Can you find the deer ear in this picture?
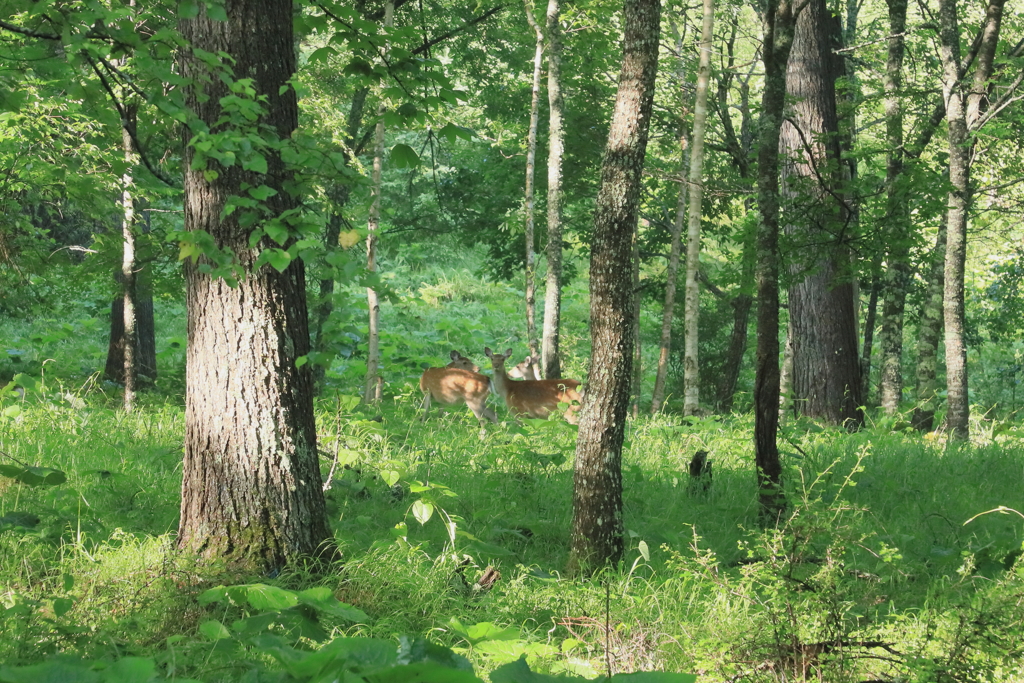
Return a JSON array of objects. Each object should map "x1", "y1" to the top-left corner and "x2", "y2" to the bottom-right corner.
[
  {"x1": 504, "y1": 348, "x2": 513, "y2": 358},
  {"x1": 484, "y1": 347, "x2": 492, "y2": 357},
  {"x1": 450, "y1": 350, "x2": 460, "y2": 360}
]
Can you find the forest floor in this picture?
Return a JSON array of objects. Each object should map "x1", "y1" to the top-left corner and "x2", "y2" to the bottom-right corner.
[{"x1": 1, "y1": 380, "x2": 1023, "y2": 681}]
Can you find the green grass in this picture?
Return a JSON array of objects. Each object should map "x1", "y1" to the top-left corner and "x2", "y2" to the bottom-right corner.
[{"x1": 2, "y1": 255, "x2": 1023, "y2": 681}]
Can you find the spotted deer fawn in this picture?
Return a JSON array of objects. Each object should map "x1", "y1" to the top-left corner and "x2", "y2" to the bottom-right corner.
[
  {"x1": 419, "y1": 350, "x2": 497, "y2": 427},
  {"x1": 484, "y1": 347, "x2": 582, "y2": 422}
]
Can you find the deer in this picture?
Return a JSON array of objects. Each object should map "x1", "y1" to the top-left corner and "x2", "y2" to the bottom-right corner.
[
  {"x1": 506, "y1": 354, "x2": 542, "y2": 381},
  {"x1": 484, "y1": 347, "x2": 582, "y2": 423},
  {"x1": 419, "y1": 350, "x2": 497, "y2": 428}
]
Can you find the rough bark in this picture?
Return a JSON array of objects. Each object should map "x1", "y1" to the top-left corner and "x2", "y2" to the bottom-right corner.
[
  {"x1": 364, "y1": 0, "x2": 394, "y2": 405},
  {"x1": 570, "y1": 0, "x2": 660, "y2": 572},
  {"x1": 541, "y1": 0, "x2": 565, "y2": 379},
  {"x1": 911, "y1": 215, "x2": 947, "y2": 431},
  {"x1": 937, "y1": 0, "x2": 1005, "y2": 440},
  {"x1": 859, "y1": 264, "x2": 880, "y2": 405},
  {"x1": 105, "y1": 276, "x2": 156, "y2": 384},
  {"x1": 120, "y1": 104, "x2": 138, "y2": 412},
  {"x1": 631, "y1": 230, "x2": 642, "y2": 417},
  {"x1": 877, "y1": 0, "x2": 909, "y2": 415},
  {"x1": 682, "y1": 0, "x2": 714, "y2": 417},
  {"x1": 753, "y1": 0, "x2": 799, "y2": 522},
  {"x1": 778, "y1": 319, "x2": 794, "y2": 417},
  {"x1": 524, "y1": 1, "x2": 544, "y2": 360},
  {"x1": 177, "y1": 0, "x2": 333, "y2": 571},
  {"x1": 781, "y1": 0, "x2": 863, "y2": 428}
]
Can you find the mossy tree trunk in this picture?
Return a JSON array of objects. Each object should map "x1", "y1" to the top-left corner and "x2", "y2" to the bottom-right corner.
[
  {"x1": 177, "y1": 0, "x2": 333, "y2": 572},
  {"x1": 570, "y1": 0, "x2": 660, "y2": 572},
  {"x1": 781, "y1": 0, "x2": 862, "y2": 428},
  {"x1": 541, "y1": 0, "x2": 565, "y2": 380},
  {"x1": 753, "y1": 0, "x2": 799, "y2": 523}
]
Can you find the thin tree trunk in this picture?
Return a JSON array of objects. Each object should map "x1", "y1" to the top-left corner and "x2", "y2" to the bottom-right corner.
[
  {"x1": 120, "y1": 104, "x2": 138, "y2": 412},
  {"x1": 177, "y1": 0, "x2": 332, "y2": 571},
  {"x1": 877, "y1": 0, "x2": 909, "y2": 416},
  {"x1": 631, "y1": 229, "x2": 642, "y2": 417},
  {"x1": 753, "y1": 0, "x2": 799, "y2": 523},
  {"x1": 541, "y1": 0, "x2": 565, "y2": 379},
  {"x1": 682, "y1": 0, "x2": 714, "y2": 417},
  {"x1": 524, "y1": 1, "x2": 544, "y2": 360},
  {"x1": 364, "y1": 0, "x2": 394, "y2": 405},
  {"x1": 650, "y1": 150, "x2": 685, "y2": 413},
  {"x1": 860, "y1": 265, "x2": 880, "y2": 405},
  {"x1": 570, "y1": 0, "x2": 660, "y2": 573},
  {"x1": 778, "y1": 318, "x2": 794, "y2": 418},
  {"x1": 911, "y1": 214, "x2": 947, "y2": 431},
  {"x1": 937, "y1": 0, "x2": 1005, "y2": 440},
  {"x1": 713, "y1": 27, "x2": 757, "y2": 412},
  {"x1": 650, "y1": 19, "x2": 688, "y2": 414},
  {"x1": 314, "y1": 86, "x2": 368, "y2": 388}
]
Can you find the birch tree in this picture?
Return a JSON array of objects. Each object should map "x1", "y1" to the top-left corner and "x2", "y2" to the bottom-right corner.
[{"x1": 364, "y1": 0, "x2": 395, "y2": 405}]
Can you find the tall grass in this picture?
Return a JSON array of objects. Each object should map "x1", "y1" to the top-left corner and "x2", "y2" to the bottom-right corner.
[{"x1": 1, "y1": 252, "x2": 1023, "y2": 680}]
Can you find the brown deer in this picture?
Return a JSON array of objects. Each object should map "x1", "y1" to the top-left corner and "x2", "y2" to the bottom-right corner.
[
  {"x1": 506, "y1": 354, "x2": 542, "y2": 381},
  {"x1": 419, "y1": 350, "x2": 497, "y2": 427},
  {"x1": 484, "y1": 347, "x2": 582, "y2": 422}
]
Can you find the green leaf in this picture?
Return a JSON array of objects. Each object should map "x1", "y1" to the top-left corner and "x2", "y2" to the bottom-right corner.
[
  {"x1": 307, "y1": 46, "x2": 338, "y2": 64},
  {"x1": 295, "y1": 587, "x2": 369, "y2": 623},
  {"x1": 52, "y1": 597, "x2": 73, "y2": 618},
  {"x1": 0, "y1": 465, "x2": 66, "y2": 487},
  {"x1": 180, "y1": 1, "x2": 200, "y2": 18},
  {"x1": 243, "y1": 584, "x2": 298, "y2": 611},
  {"x1": 371, "y1": 663, "x2": 482, "y2": 683},
  {"x1": 611, "y1": 673, "x2": 698, "y2": 683},
  {"x1": 265, "y1": 249, "x2": 293, "y2": 272},
  {"x1": 638, "y1": 540, "x2": 650, "y2": 561},
  {"x1": 243, "y1": 154, "x2": 268, "y2": 174},
  {"x1": 248, "y1": 184, "x2": 277, "y2": 200},
  {"x1": 390, "y1": 144, "x2": 419, "y2": 169},
  {"x1": 199, "y1": 620, "x2": 233, "y2": 641},
  {"x1": 206, "y1": 2, "x2": 228, "y2": 21},
  {"x1": 0, "y1": 660, "x2": 101, "y2": 683},
  {"x1": 412, "y1": 500, "x2": 434, "y2": 525},
  {"x1": 100, "y1": 657, "x2": 158, "y2": 683}
]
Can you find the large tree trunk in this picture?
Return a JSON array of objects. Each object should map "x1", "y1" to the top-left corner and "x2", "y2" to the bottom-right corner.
[
  {"x1": 781, "y1": 0, "x2": 862, "y2": 428},
  {"x1": 753, "y1": 0, "x2": 799, "y2": 522},
  {"x1": 877, "y1": 0, "x2": 910, "y2": 416},
  {"x1": 541, "y1": 0, "x2": 565, "y2": 380},
  {"x1": 177, "y1": 0, "x2": 332, "y2": 571},
  {"x1": 364, "y1": 1, "x2": 394, "y2": 406},
  {"x1": 569, "y1": 0, "x2": 660, "y2": 572},
  {"x1": 524, "y1": 1, "x2": 544, "y2": 361},
  {"x1": 681, "y1": 0, "x2": 714, "y2": 417},
  {"x1": 911, "y1": 215, "x2": 947, "y2": 431}
]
